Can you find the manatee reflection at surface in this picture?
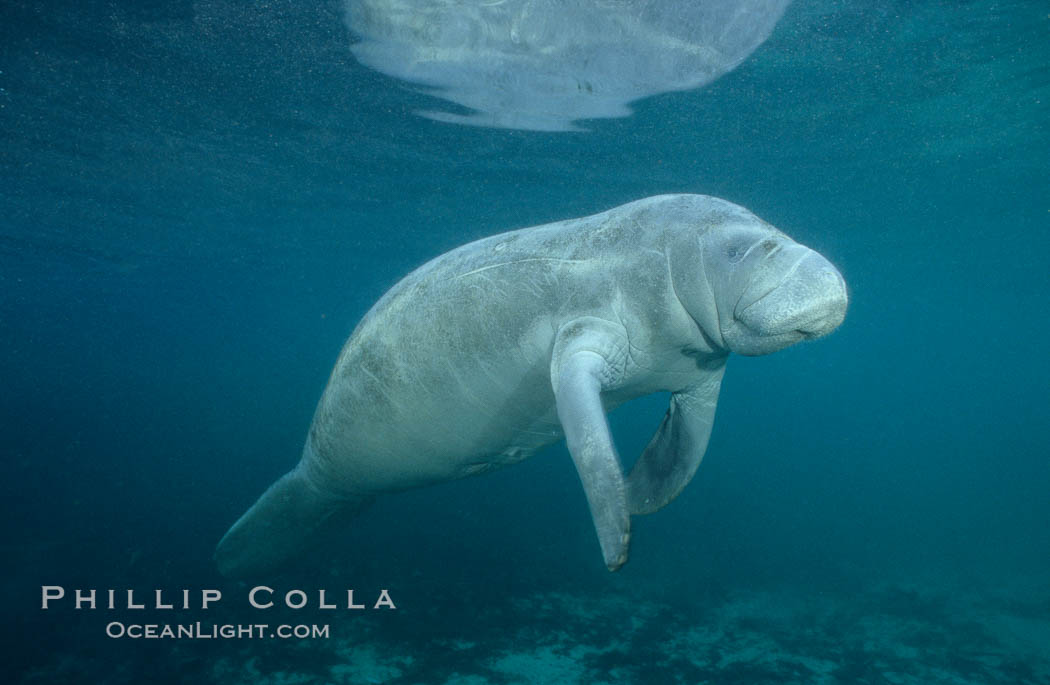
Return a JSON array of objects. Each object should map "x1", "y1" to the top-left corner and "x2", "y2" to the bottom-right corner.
[{"x1": 345, "y1": 0, "x2": 792, "y2": 131}]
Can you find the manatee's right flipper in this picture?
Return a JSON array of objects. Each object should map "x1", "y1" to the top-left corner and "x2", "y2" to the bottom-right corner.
[
  {"x1": 551, "y1": 317, "x2": 631, "y2": 571},
  {"x1": 626, "y1": 366, "x2": 726, "y2": 515},
  {"x1": 215, "y1": 468, "x2": 371, "y2": 579}
]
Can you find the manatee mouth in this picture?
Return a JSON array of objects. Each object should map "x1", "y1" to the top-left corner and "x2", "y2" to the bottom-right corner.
[
  {"x1": 738, "y1": 307, "x2": 844, "y2": 341},
  {"x1": 793, "y1": 314, "x2": 839, "y2": 339},
  {"x1": 723, "y1": 319, "x2": 806, "y2": 357}
]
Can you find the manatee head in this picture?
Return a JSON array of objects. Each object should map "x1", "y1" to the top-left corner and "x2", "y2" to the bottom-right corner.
[{"x1": 674, "y1": 218, "x2": 848, "y2": 356}]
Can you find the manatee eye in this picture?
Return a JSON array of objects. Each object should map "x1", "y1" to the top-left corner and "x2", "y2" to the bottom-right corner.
[{"x1": 725, "y1": 242, "x2": 750, "y2": 263}]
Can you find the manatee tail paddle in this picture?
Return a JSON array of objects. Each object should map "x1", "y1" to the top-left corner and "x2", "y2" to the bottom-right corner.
[{"x1": 214, "y1": 468, "x2": 370, "y2": 579}]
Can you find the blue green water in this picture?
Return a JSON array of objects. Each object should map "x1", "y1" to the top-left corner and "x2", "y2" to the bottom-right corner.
[{"x1": 2, "y1": 1, "x2": 1048, "y2": 683}]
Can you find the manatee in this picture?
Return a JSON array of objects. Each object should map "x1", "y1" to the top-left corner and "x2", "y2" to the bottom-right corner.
[{"x1": 215, "y1": 194, "x2": 848, "y2": 577}]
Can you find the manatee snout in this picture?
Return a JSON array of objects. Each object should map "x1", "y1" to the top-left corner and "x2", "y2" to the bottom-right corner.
[
  {"x1": 775, "y1": 250, "x2": 846, "y2": 336},
  {"x1": 733, "y1": 248, "x2": 847, "y2": 352}
]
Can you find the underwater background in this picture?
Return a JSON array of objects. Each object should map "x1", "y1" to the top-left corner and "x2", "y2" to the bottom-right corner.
[{"x1": 2, "y1": 1, "x2": 1048, "y2": 683}]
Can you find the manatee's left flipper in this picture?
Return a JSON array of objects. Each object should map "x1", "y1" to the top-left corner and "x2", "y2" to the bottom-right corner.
[
  {"x1": 626, "y1": 364, "x2": 726, "y2": 515},
  {"x1": 551, "y1": 317, "x2": 631, "y2": 571}
]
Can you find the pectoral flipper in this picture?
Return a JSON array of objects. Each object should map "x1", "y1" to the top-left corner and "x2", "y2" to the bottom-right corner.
[
  {"x1": 551, "y1": 317, "x2": 631, "y2": 571},
  {"x1": 626, "y1": 367, "x2": 725, "y2": 515}
]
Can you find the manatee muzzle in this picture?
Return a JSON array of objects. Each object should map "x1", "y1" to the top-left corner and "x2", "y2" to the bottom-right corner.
[{"x1": 735, "y1": 249, "x2": 847, "y2": 339}]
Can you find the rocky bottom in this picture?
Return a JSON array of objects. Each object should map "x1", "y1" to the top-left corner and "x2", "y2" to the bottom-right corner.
[{"x1": 18, "y1": 581, "x2": 1050, "y2": 684}]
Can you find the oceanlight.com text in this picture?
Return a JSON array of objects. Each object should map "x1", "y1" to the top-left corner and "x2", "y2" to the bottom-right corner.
[{"x1": 105, "y1": 622, "x2": 330, "y2": 639}]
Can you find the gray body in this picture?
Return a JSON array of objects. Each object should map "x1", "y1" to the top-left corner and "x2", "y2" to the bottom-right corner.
[{"x1": 216, "y1": 195, "x2": 848, "y2": 577}]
